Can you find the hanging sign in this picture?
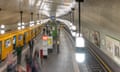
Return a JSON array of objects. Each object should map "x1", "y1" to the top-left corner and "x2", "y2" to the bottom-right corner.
[
  {"x1": 42, "y1": 35, "x2": 48, "y2": 40},
  {"x1": 47, "y1": 36, "x2": 53, "y2": 49}
]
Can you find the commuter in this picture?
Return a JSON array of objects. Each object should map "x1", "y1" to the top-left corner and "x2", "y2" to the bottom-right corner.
[
  {"x1": 7, "y1": 63, "x2": 15, "y2": 72},
  {"x1": 25, "y1": 54, "x2": 31, "y2": 72},
  {"x1": 31, "y1": 39, "x2": 34, "y2": 49},
  {"x1": 16, "y1": 65, "x2": 23, "y2": 72},
  {"x1": 7, "y1": 52, "x2": 16, "y2": 72},
  {"x1": 16, "y1": 44, "x2": 23, "y2": 64},
  {"x1": 28, "y1": 40, "x2": 32, "y2": 49},
  {"x1": 57, "y1": 40, "x2": 60, "y2": 54},
  {"x1": 31, "y1": 56, "x2": 38, "y2": 72}
]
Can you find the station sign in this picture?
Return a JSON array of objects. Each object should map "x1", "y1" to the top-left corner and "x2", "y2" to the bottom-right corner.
[
  {"x1": 42, "y1": 35, "x2": 48, "y2": 41},
  {"x1": 47, "y1": 36, "x2": 53, "y2": 49},
  {"x1": 50, "y1": 16, "x2": 55, "y2": 20}
]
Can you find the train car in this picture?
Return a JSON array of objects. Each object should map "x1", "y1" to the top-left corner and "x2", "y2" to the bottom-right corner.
[
  {"x1": 0, "y1": 24, "x2": 42, "y2": 61},
  {"x1": 23, "y1": 28, "x2": 31, "y2": 45},
  {"x1": 0, "y1": 33, "x2": 14, "y2": 60}
]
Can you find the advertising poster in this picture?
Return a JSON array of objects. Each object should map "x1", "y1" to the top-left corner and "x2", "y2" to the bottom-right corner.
[
  {"x1": 90, "y1": 31, "x2": 100, "y2": 47},
  {"x1": 42, "y1": 40, "x2": 48, "y2": 56},
  {"x1": 47, "y1": 36, "x2": 53, "y2": 49},
  {"x1": 83, "y1": 28, "x2": 89, "y2": 40},
  {"x1": 105, "y1": 36, "x2": 113, "y2": 54},
  {"x1": 105, "y1": 36, "x2": 120, "y2": 57}
]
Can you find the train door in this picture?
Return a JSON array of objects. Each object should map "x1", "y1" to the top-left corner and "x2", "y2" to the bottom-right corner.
[
  {"x1": 23, "y1": 32, "x2": 26, "y2": 46},
  {"x1": 0, "y1": 41, "x2": 2, "y2": 60},
  {"x1": 13, "y1": 36, "x2": 16, "y2": 50}
]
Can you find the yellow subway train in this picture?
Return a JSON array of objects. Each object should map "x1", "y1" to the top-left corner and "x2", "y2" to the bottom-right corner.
[{"x1": 0, "y1": 24, "x2": 42, "y2": 61}]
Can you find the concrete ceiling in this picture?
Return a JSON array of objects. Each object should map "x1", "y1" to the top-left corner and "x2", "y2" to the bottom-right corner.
[
  {"x1": 0, "y1": 0, "x2": 74, "y2": 26},
  {"x1": 2, "y1": 0, "x2": 120, "y2": 39}
]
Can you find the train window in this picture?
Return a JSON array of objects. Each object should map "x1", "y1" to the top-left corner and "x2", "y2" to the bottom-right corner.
[
  {"x1": 5, "y1": 39, "x2": 11, "y2": 48},
  {"x1": 18, "y1": 35, "x2": 23, "y2": 41},
  {"x1": 13, "y1": 36, "x2": 16, "y2": 44},
  {"x1": 25, "y1": 32, "x2": 27, "y2": 36}
]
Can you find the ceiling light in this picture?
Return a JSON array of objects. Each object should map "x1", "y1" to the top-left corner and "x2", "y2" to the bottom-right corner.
[
  {"x1": 18, "y1": 27, "x2": 21, "y2": 30},
  {"x1": 1, "y1": 24, "x2": 5, "y2": 28},
  {"x1": 18, "y1": 22, "x2": 21, "y2": 26},
  {"x1": 29, "y1": 0, "x2": 35, "y2": 6},
  {"x1": 22, "y1": 22, "x2": 25, "y2": 25},
  {"x1": 72, "y1": 25, "x2": 76, "y2": 30},
  {"x1": 22, "y1": 26, "x2": 25, "y2": 29},
  {"x1": 0, "y1": 30, "x2": 5, "y2": 34},
  {"x1": 36, "y1": 0, "x2": 41, "y2": 6}
]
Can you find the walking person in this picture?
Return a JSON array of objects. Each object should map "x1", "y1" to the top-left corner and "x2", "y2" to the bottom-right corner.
[
  {"x1": 7, "y1": 52, "x2": 16, "y2": 72},
  {"x1": 16, "y1": 44, "x2": 23, "y2": 65},
  {"x1": 25, "y1": 53, "x2": 31, "y2": 72},
  {"x1": 29, "y1": 39, "x2": 34, "y2": 56}
]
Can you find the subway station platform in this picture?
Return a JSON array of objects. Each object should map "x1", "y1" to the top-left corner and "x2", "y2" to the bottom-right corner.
[
  {"x1": 0, "y1": 27, "x2": 119, "y2": 72},
  {"x1": 0, "y1": 28, "x2": 118, "y2": 72}
]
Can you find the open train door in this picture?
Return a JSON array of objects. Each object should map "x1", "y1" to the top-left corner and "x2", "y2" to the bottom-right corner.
[
  {"x1": 23, "y1": 32, "x2": 26, "y2": 46},
  {"x1": 13, "y1": 36, "x2": 16, "y2": 50}
]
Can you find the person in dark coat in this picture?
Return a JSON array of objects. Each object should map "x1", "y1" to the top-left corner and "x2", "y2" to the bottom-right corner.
[
  {"x1": 16, "y1": 44, "x2": 23, "y2": 64},
  {"x1": 29, "y1": 39, "x2": 34, "y2": 56},
  {"x1": 25, "y1": 54, "x2": 31, "y2": 72}
]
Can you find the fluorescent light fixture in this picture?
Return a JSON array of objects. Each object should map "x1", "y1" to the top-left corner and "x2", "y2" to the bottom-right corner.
[
  {"x1": 70, "y1": 1, "x2": 76, "y2": 8},
  {"x1": 76, "y1": 33, "x2": 79, "y2": 37},
  {"x1": 43, "y1": 5, "x2": 50, "y2": 11},
  {"x1": 0, "y1": 30, "x2": 5, "y2": 34},
  {"x1": 18, "y1": 22, "x2": 21, "y2": 26},
  {"x1": 36, "y1": 20, "x2": 39, "y2": 24},
  {"x1": 18, "y1": 27, "x2": 21, "y2": 30},
  {"x1": 32, "y1": 24, "x2": 34, "y2": 26},
  {"x1": 75, "y1": 35, "x2": 85, "y2": 47},
  {"x1": 72, "y1": 25, "x2": 76, "y2": 30},
  {"x1": 1, "y1": 24, "x2": 5, "y2": 28},
  {"x1": 71, "y1": 31, "x2": 76, "y2": 37},
  {"x1": 22, "y1": 22, "x2": 25, "y2": 25},
  {"x1": 36, "y1": 0, "x2": 41, "y2": 6},
  {"x1": 75, "y1": 53, "x2": 85, "y2": 63},
  {"x1": 29, "y1": 0, "x2": 35, "y2": 6},
  {"x1": 22, "y1": 26, "x2": 25, "y2": 29},
  {"x1": 40, "y1": 10, "x2": 50, "y2": 17}
]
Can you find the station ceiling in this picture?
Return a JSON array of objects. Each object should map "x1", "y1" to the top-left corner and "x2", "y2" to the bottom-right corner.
[
  {"x1": 0, "y1": 0, "x2": 74, "y2": 25},
  {"x1": 1, "y1": 0, "x2": 120, "y2": 39}
]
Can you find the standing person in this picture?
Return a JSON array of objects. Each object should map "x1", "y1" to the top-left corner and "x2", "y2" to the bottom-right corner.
[
  {"x1": 28, "y1": 40, "x2": 32, "y2": 57},
  {"x1": 25, "y1": 53, "x2": 31, "y2": 72},
  {"x1": 29, "y1": 39, "x2": 34, "y2": 56},
  {"x1": 31, "y1": 39, "x2": 34, "y2": 49},
  {"x1": 16, "y1": 44, "x2": 23, "y2": 65},
  {"x1": 7, "y1": 52, "x2": 15, "y2": 72}
]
